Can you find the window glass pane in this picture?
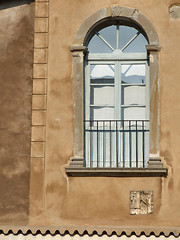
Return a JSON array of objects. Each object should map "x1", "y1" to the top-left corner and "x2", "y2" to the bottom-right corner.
[
  {"x1": 119, "y1": 26, "x2": 137, "y2": 50},
  {"x1": 98, "y1": 25, "x2": 116, "y2": 50},
  {"x1": 90, "y1": 64, "x2": 115, "y2": 79},
  {"x1": 88, "y1": 34, "x2": 112, "y2": 53},
  {"x1": 121, "y1": 107, "x2": 145, "y2": 120},
  {"x1": 119, "y1": 26, "x2": 148, "y2": 53},
  {"x1": 121, "y1": 64, "x2": 146, "y2": 84},
  {"x1": 90, "y1": 64, "x2": 115, "y2": 105},
  {"x1": 88, "y1": 25, "x2": 148, "y2": 53},
  {"x1": 121, "y1": 86, "x2": 145, "y2": 105},
  {"x1": 90, "y1": 86, "x2": 114, "y2": 105},
  {"x1": 90, "y1": 107, "x2": 114, "y2": 120},
  {"x1": 123, "y1": 33, "x2": 148, "y2": 53},
  {"x1": 88, "y1": 25, "x2": 116, "y2": 53}
]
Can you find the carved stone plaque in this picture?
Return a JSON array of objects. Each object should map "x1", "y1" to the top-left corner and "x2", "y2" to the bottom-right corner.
[
  {"x1": 130, "y1": 191, "x2": 153, "y2": 215},
  {"x1": 111, "y1": 6, "x2": 122, "y2": 17}
]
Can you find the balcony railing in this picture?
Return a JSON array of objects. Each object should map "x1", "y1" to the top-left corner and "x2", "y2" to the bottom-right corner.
[{"x1": 84, "y1": 120, "x2": 150, "y2": 168}]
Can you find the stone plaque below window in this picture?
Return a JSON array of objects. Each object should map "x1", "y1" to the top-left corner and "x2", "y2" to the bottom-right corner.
[{"x1": 130, "y1": 191, "x2": 153, "y2": 215}]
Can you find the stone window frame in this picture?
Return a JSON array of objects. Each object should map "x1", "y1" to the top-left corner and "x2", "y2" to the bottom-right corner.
[{"x1": 65, "y1": 5, "x2": 167, "y2": 177}]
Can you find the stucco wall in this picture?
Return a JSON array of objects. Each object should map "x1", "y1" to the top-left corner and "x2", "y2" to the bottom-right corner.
[
  {"x1": 0, "y1": 0, "x2": 34, "y2": 224},
  {"x1": 0, "y1": 0, "x2": 180, "y2": 234},
  {"x1": 28, "y1": 0, "x2": 180, "y2": 230}
]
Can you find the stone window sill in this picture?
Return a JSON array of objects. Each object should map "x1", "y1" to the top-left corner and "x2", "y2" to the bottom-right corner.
[
  {"x1": 65, "y1": 167, "x2": 168, "y2": 177},
  {"x1": 65, "y1": 158, "x2": 168, "y2": 177}
]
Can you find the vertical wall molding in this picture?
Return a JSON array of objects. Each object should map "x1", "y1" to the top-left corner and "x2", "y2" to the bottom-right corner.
[{"x1": 30, "y1": 0, "x2": 49, "y2": 219}]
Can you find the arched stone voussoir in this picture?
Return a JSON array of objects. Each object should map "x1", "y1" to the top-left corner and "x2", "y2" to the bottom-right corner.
[{"x1": 74, "y1": 5, "x2": 160, "y2": 47}]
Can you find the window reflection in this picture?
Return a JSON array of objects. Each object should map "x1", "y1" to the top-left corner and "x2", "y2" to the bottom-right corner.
[
  {"x1": 121, "y1": 64, "x2": 146, "y2": 84},
  {"x1": 88, "y1": 25, "x2": 148, "y2": 53},
  {"x1": 90, "y1": 64, "x2": 115, "y2": 120}
]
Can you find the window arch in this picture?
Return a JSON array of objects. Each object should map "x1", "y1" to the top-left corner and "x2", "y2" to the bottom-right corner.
[
  {"x1": 66, "y1": 6, "x2": 167, "y2": 176},
  {"x1": 87, "y1": 24, "x2": 148, "y2": 53}
]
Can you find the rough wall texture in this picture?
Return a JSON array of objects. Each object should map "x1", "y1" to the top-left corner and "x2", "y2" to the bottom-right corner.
[
  {"x1": 0, "y1": 0, "x2": 34, "y2": 224},
  {"x1": 31, "y1": 0, "x2": 180, "y2": 230},
  {"x1": 0, "y1": 0, "x2": 180, "y2": 234}
]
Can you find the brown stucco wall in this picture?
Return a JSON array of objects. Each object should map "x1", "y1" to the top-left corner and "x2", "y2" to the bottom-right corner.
[
  {"x1": 27, "y1": 0, "x2": 180, "y2": 230},
  {"x1": 1, "y1": 0, "x2": 180, "y2": 234},
  {"x1": 0, "y1": 0, "x2": 34, "y2": 224}
]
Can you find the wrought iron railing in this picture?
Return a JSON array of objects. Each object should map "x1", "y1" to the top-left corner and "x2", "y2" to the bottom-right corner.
[{"x1": 84, "y1": 120, "x2": 149, "y2": 168}]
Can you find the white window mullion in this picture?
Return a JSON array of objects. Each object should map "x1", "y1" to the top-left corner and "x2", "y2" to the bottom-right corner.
[
  {"x1": 85, "y1": 62, "x2": 90, "y2": 121},
  {"x1": 84, "y1": 61, "x2": 90, "y2": 167},
  {"x1": 114, "y1": 61, "x2": 120, "y2": 120},
  {"x1": 119, "y1": 62, "x2": 122, "y2": 120},
  {"x1": 116, "y1": 25, "x2": 119, "y2": 49},
  {"x1": 145, "y1": 61, "x2": 149, "y2": 121}
]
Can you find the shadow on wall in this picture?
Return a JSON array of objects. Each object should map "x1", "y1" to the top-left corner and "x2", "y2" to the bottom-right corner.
[
  {"x1": 0, "y1": 0, "x2": 34, "y2": 225},
  {"x1": 0, "y1": 0, "x2": 34, "y2": 10}
]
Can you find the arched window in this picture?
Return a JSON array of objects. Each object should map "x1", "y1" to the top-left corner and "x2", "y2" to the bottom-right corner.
[
  {"x1": 84, "y1": 24, "x2": 149, "y2": 168},
  {"x1": 66, "y1": 6, "x2": 167, "y2": 176}
]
